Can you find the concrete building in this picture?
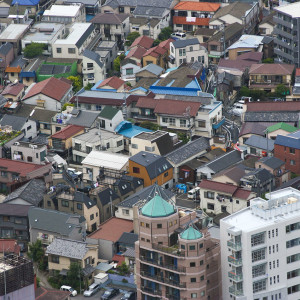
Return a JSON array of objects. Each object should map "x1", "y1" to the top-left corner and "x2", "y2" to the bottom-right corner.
[
  {"x1": 135, "y1": 194, "x2": 222, "y2": 300},
  {"x1": 11, "y1": 141, "x2": 47, "y2": 164},
  {"x1": 98, "y1": 106, "x2": 124, "y2": 132},
  {"x1": 220, "y1": 188, "x2": 300, "y2": 300}
]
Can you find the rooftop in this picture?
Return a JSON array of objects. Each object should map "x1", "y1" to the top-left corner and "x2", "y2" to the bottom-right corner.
[
  {"x1": 266, "y1": 122, "x2": 297, "y2": 133},
  {"x1": 172, "y1": 38, "x2": 200, "y2": 49},
  {"x1": 115, "y1": 121, "x2": 152, "y2": 138},
  {"x1": 274, "y1": 2, "x2": 300, "y2": 18},
  {"x1": 0, "y1": 24, "x2": 29, "y2": 40},
  {"x1": 74, "y1": 128, "x2": 120, "y2": 143},
  {"x1": 0, "y1": 203, "x2": 31, "y2": 216},
  {"x1": 227, "y1": 34, "x2": 265, "y2": 50},
  {"x1": 91, "y1": 13, "x2": 129, "y2": 25},
  {"x1": 275, "y1": 130, "x2": 300, "y2": 149},
  {"x1": 141, "y1": 195, "x2": 175, "y2": 218},
  {"x1": 130, "y1": 35, "x2": 154, "y2": 50},
  {"x1": 180, "y1": 226, "x2": 202, "y2": 240},
  {"x1": 96, "y1": 76, "x2": 125, "y2": 90},
  {"x1": 98, "y1": 106, "x2": 120, "y2": 120},
  {"x1": 51, "y1": 125, "x2": 84, "y2": 140},
  {"x1": 249, "y1": 63, "x2": 295, "y2": 75},
  {"x1": 258, "y1": 156, "x2": 284, "y2": 169},
  {"x1": 174, "y1": 1, "x2": 220, "y2": 11},
  {"x1": 2, "y1": 83, "x2": 25, "y2": 96},
  {"x1": 43, "y1": 5, "x2": 81, "y2": 17},
  {"x1": 244, "y1": 135, "x2": 274, "y2": 151}
]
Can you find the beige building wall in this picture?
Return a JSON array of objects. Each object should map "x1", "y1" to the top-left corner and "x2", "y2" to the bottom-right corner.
[{"x1": 228, "y1": 47, "x2": 255, "y2": 60}]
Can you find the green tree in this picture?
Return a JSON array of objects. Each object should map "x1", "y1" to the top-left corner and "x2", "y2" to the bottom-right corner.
[
  {"x1": 84, "y1": 82, "x2": 93, "y2": 90},
  {"x1": 262, "y1": 58, "x2": 274, "y2": 63},
  {"x1": 24, "y1": 43, "x2": 46, "y2": 58},
  {"x1": 66, "y1": 262, "x2": 82, "y2": 291},
  {"x1": 158, "y1": 27, "x2": 173, "y2": 41},
  {"x1": 28, "y1": 240, "x2": 44, "y2": 270},
  {"x1": 113, "y1": 53, "x2": 125, "y2": 72},
  {"x1": 117, "y1": 262, "x2": 130, "y2": 276},
  {"x1": 67, "y1": 75, "x2": 83, "y2": 93},
  {"x1": 240, "y1": 86, "x2": 250, "y2": 97},
  {"x1": 275, "y1": 84, "x2": 290, "y2": 96},
  {"x1": 139, "y1": 121, "x2": 160, "y2": 131},
  {"x1": 125, "y1": 32, "x2": 140, "y2": 46},
  {"x1": 153, "y1": 39, "x2": 160, "y2": 46}
]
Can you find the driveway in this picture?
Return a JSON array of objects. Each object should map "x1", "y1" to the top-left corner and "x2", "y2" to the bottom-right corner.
[{"x1": 176, "y1": 193, "x2": 200, "y2": 210}]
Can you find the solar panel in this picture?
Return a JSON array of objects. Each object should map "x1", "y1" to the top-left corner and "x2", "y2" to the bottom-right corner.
[
  {"x1": 53, "y1": 65, "x2": 65, "y2": 74},
  {"x1": 39, "y1": 64, "x2": 54, "y2": 75}
]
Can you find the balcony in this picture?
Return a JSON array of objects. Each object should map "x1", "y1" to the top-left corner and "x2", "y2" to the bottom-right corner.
[
  {"x1": 166, "y1": 293, "x2": 187, "y2": 300},
  {"x1": 141, "y1": 286, "x2": 162, "y2": 296},
  {"x1": 140, "y1": 271, "x2": 186, "y2": 288},
  {"x1": 212, "y1": 116, "x2": 225, "y2": 130},
  {"x1": 139, "y1": 256, "x2": 186, "y2": 273},
  {"x1": 227, "y1": 239, "x2": 242, "y2": 251},
  {"x1": 228, "y1": 255, "x2": 242, "y2": 266},
  {"x1": 133, "y1": 114, "x2": 157, "y2": 121},
  {"x1": 152, "y1": 243, "x2": 185, "y2": 257},
  {"x1": 228, "y1": 270, "x2": 243, "y2": 282},
  {"x1": 229, "y1": 285, "x2": 243, "y2": 296}
]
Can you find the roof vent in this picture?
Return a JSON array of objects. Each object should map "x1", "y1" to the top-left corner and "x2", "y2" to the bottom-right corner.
[
  {"x1": 142, "y1": 153, "x2": 146, "y2": 157},
  {"x1": 35, "y1": 219, "x2": 38, "y2": 222},
  {"x1": 89, "y1": 202, "x2": 92, "y2": 205}
]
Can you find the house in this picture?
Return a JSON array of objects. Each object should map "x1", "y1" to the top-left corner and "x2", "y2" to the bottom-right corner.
[
  {"x1": 194, "y1": 28, "x2": 216, "y2": 44},
  {"x1": 0, "y1": 203, "x2": 31, "y2": 250},
  {"x1": 266, "y1": 122, "x2": 298, "y2": 140},
  {"x1": 98, "y1": 106, "x2": 124, "y2": 132},
  {"x1": 129, "y1": 17, "x2": 162, "y2": 40},
  {"x1": 112, "y1": 175, "x2": 143, "y2": 201},
  {"x1": 28, "y1": 207, "x2": 86, "y2": 245},
  {"x1": 11, "y1": 142, "x2": 47, "y2": 164},
  {"x1": 72, "y1": 128, "x2": 124, "y2": 163},
  {"x1": 1, "y1": 82, "x2": 25, "y2": 101},
  {"x1": 82, "y1": 150, "x2": 129, "y2": 183},
  {"x1": 209, "y1": 1, "x2": 259, "y2": 34},
  {"x1": 0, "y1": 114, "x2": 37, "y2": 140},
  {"x1": 91, "y1": 13, "x2": 130, "y2": 47},
  {"x1": 87, "y1": 217, "x2": 133, "y2": 260},
  {"x1": 166, "y1": 137, "x2": 210, "y2": 182},
  {"x1": 244, "y1": 135, "x2": 275, "y2": 157},
  {"x1": 128, "y1": 151, "x2": 173, "y2": 188},
  {"x1": 92, "y1": 76, "x2": 127, "y2": 92},
  {"x1": 274, "y1": 130, "x2": 300, "y2": 174},
  {"x1": 48, "y1": 125, "x2": 84, "y2": 157},
  {"x1": 45, "y1": 190, "x2": 99, "y2": 232},
  {"x1": 5, "y1": 55, "x2": 27, "y2": 83},
  {"x1": 21, "y1": 22, "x2": 65, "y2": 56},
  {"x1": 212, "y1": 165, "x2": 246, "y2": 186},
  {"x1": 46, "y1": 237, "x2": 98, "y2": 277},
  {"x1": 259, "y1": 11, "x2": 275, "y2": 36},
  {"x1": 0, "y1": 125, "x2": 24, "y2": 159},
  {"x1": 11, "y1": 0, "x2": 43, "y2": 16},
  {"x1": 142, "y1": 44, "x2": 169, "y2": 69},
  {"x1": 82, "y1": 49, "x2": 105, "y2": 87},
  {"x1": 172, "y1": 1, "x2": 220, "y2": 33},
  {"x1": 22, "y1": 77, "x2": 73, "y2": 111},
  {"x1": 95, "y1": 40, "x2": 118, "y2": 73},
  {"x1": 8, "y1": 5, "x2": 32, "y2": 24},
  {"x1": 130, "y1": 35, "x2": 154, "y2": 50},
  {"x1": 199, "y1": 179, "x2": 255, "y2": 214},
  {"x1": 248, "y1": 63, "x2": 294, "y2": 93},
  {"x1": 4, "y1": 178, "x2": 45, "y2": 206},
  {"x1": 19, "y1": 57, "x2": 44, "y2": 87},
  {"x1": 42, "y1": 4, "x2": 86, "y2": 24},
  {"x1": 0, "y1": 239, "x2": 20, "y2": 257},
  {"x1": 0, "y1": 43, "x2": 14, "y2": 85},
  {"x1": 121, "y1": 58, "x2": 141, "y2": 82},
  {"x1": 0, "y1": 159, "x2": 52, "y2": 193},
  {"x1": 53, "y1": 23, "x2": 96, "y2": 59},
  {"x1": 117, "y1": 232, "x2": 138, "y2": 253},
  {"x1": 169, "y1": 38, "x2": 208, "y2": 68},
  {"x1": 135, "y1": 64, "x2": 164, "y2": 82}
]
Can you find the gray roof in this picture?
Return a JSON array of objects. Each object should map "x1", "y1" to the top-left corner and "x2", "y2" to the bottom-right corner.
[
  {"x1": 83, "y1": 49, "x2": 103, "y2": 68},
  {"x1": 117, "y1": 232, "x2": 138, "y2": 246},
  {"x1": 130, "y1": 151, "x2": 173, "y2": 180},
  {"x1": 258, "y1": 156, "x2": 284, "y2": 169},
  {"x1": 10, "y1": 55, "x2": 26, "y2": 68},
  {"x1": 0, "y1": 114, "x2": 28, "y2": 131},
  {"x1": 133, "y1": 6, "x2": 167, "y2": 18},
  {"x1": 242, "y1": 168, "x2": 273, "y2": 183},
  {"x1": 117, "y1": 184, "x2": 174, "y2": 208},
  {"x1": 276, "y1": 176, "x2": 300, "y2": 191},
  {"x1": 0, "y1": 203, "x2": 31, "y2": 217},
  {"x1": 96, "y1": 262, "x2": 113, "y2": 272},
  {"x1": 166, "y1": 137, "x2": 210, "y2": 165},
  {"x1": 137, "y1": 63, "x2": 163, "y2": 76},
  {"x1": 74, "y1": 191, "x2": 97, "y2": 209},
  {"x1": 91, "y1": 13, "x2": 129, "y2": 25},
  {"x1": 122, "y1": 247, "x2": 135, "y2": 258},
  {"x1": 244, "y1": 111, "x2": 299, "y2": 122},
  {"x1": 105, "y1": 0, "x2": 173, "y2": 8},
  {"x1": 0, "y1": 7, "x2": 9, "y2": 17},
  {"x1": 82, "y1": 264, "x2": 95, "y2": 276},
  {"x1": 0, "y1": 42, "x2": 12, "y2": 56},
  {"x1": 244, "y1": 135, "x2": 274, "y2": 151},
  {"x1": 46, "y1": 238, "x2": 90, "y2": 260},
  {"x1": 97, "y1": 188, "x2": 119, "y2": 206},
  {"x1": 67, "y1": 110, "x2": 99, "y2": 127},
  {"x1": 28, "y1": 207, "x2": 85, "y2": 235},
  {"x1": 75, "y1": 23, "x2": 95, "y2": 48},
  {"x1": 4, "y1": 179, "x2": 45, "y2": 206},
  {"x1": 172, "y1": 38, "x2": 200, "y2": 49},
  {"x1": 63, "y1": 0, "x2": 98, "y2": 5}
]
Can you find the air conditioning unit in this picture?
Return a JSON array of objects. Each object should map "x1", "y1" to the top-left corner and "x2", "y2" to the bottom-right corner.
[{"x1": 267, "y1": 80, "x2": 271, "y2": 83}]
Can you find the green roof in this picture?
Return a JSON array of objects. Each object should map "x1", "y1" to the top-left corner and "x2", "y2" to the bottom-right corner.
[
  {"x1": 180, "y1": 226, "x2": 203, "y2": 240},
  {"x1": 98, "y1": 106, "x2": 120, "y2": 120},
  {"x1": 267, "y1": 122, "x2": 297, "y2": 133},
  {"x1": 141, "y1": 195, "x2": 175, "y2": 218}
]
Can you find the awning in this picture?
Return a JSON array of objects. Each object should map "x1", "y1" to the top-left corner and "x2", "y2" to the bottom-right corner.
[{"x1": 208, "y1": 54, "x2": 220, "y2": 58}]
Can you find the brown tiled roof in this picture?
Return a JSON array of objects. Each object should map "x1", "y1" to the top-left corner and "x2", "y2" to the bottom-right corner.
[
  {"x1": 159, "y1": 38, "x2": 174, "y2": 50},
  {"x1": 249, "y1": 63, "x2": 295, "y2": 75},
  {"x1": 126, "y1": 46, "x2": 147, "y2": 60},
  {"x1": 136, "y1": 97, "x2": 158, "y2": 109},
  {"x1": 0, "y1": 203, "x2": 31, "y2": 216},
  {"x1": 97, "y1": 76, "x2": 125, "y2": 89},
  {"x1": 246, "y1": 102, "x2": 300, "y2": 112},
  {"x1": 233, "y1": 188, "x2": 253, "y2": 200},
  {"x1": 23, "y1": 77, "x2": 71, "y2": 101},
  {"x1": 130, "y1": 35, "x2": 154, "y2": 50},
  {"x1": 296, "y1": 68, "x2": 300, "y2": 77},
  {"x1": 1, "y1": 83, "x2": 25, "y2": 96},
  {"x1": 51, "y1": 125, "x2": 84, "y2": 140},
  {"x1": 143, "y1": 46, "x2": 166, "y2": 58},
  {"x1": 5, "y1": 66, "x2": 21, "y2": 73},
  {"x1": 194, "y1": 28, "x2": 216, "y2": 36},
  {"x1": 199, "y1": 179, "x2": 238, "y2": 194},
  {"x1": 88, "y1": 217, "x2": 133, "y2": 242},
  {"x1": 91, "y1": 13, "x2": 129, "y2": 25},
  {"x1": 213, "y1": 166, "x2": 245, "y2": 183},
  {"x1": 173, "y1": 16, "x2": 210, "y2": 26},
  {"x1": 0, "y1": 239, "x2": 20, "y2": 255}
]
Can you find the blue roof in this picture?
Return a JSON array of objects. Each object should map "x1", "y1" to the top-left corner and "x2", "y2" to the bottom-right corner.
[
  {"x1": 12, "y1": 0, "x2": 40, "y2": 5},
  {"x1": 180, "y1": 226, "x2": 203, "y2": 240},
  {"x1": 149, "y1": 86, "x2": 200, "y2": 96},
  {"x1": 115, "y1": 121, "x2": 152, "y2": 138},
  {"x1": 141, "y1": 195, "x2": 175, "y2": 218},
  {"x1": 275, "y1": 130, "x2": 300, "y2": 149}
]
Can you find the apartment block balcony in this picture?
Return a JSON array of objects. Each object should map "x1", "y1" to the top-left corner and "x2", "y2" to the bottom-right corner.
[
  {"x1": 228, "y1": 270, "x2": 243, "y2": 282},
  {"x1": 212, "y1": 116, "x2": 225, "y2": 130},
  {"x1": 152, "y1": 243, "x2": 185, "y2": 257},
  {"x1": 229, "y1": 285, "x2": 243, "y2": 296},
  {"x1": 141, "y1": 286, "x2": 162, "y2": 296},
  {"x1": 140, "y1": 271, "x2": 186, "y2": 288},
  {"x1": 139, "y1": 256, "x2": 186, "y2": 273},
  {"x1": 227, "y1": 239, "x2": 242, "y2": 251},
  {"x1": 228, "y1": 255, "x2": 242, "y2": 267}
]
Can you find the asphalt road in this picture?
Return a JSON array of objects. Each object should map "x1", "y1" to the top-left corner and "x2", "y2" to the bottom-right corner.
[
  {"x1": 76, "y1": 289, "x2": 123, "y2": 300},
  {"x1": 176, "y1": 193, "x2": 200, "y2": 210}
]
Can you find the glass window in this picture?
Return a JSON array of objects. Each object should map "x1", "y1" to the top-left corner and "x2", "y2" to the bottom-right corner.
[
  {"x1": 77, "y1": 203, "x2": 82, "y2": 210},
  {"x1": 189, "y1": 245, "x2": 196, "y2": 250},
  {"x1": 286, "y1": 222, "x2": 300, "y2": 233},
  {"x1": 253, "y1": 279, "x2": 266, "y2": 293},
  {"x1": 191, "y1": 278, "x2": 196, "y2": 283},
  {"x1": 157, "y1": 224, "x2": 162, "y2": 228},
  {"x1": 90, "y1": 214, "x2": 94, "y2": 220},
  {"x1": 287, "y1": 237, "x2": 300, "y2": 248},
  {"x1": 126, "y1": 68, "x2": 133, "y2": 75},
  {"x1": 61, "y1": 200, "x2": 69, "y2": 207},
  {"x1": 251, "y1": 232, "x2": 265, "y2": 247},
  {"x1": 252, "y1": 248, "x2": 266, "y2": 262},
  {"x1": 56, "y1": 48, "x2": 61, "y2": 53},
  {"x1": 68, "y1": 48, "x2": 75, "y2": 54},
  {"x1": 133, "y1": 167, "x2": 140, "y2": 174}
]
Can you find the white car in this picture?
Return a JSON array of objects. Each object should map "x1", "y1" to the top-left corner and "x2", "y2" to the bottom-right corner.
[
  {"x1": 60, "y1": 285, "x2": 77, "y2": 297},
  {"x1": 83, "y1": 283, "x2": 101, "y2": 297}
]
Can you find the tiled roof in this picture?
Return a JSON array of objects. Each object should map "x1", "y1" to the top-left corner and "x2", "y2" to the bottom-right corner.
[
  {"x1": 97, "y1": 76, "x2": 125, "y2": 89},
  {"x1": 275, "y1": 130, "x2": 300, "y2": 149},
  {"x1": 0, "y1": 203, "x2": 31, "y2": 216},
  {"x1": 23, "y1": 77, "x2": 72, "y2": 101},
  {"x1": 211, "y1": 2, "x2": 251, "y2": 20},
  {"x1": 174, "y1": 1, "x2": 220, "y2": 11},
  {"x1": 88, "y1": 217, "x2": 133, "y2": 242},
  {"x1": 117, "y1": 232, "x2": 138, "y2": 246},
  {"x1": 98, "y1": 106, "x2": 120, "y2": 120},
  {"x1": 0, "y1": 239, "x2": 20, "y2": 254},
  {"x1": 51, "y1": 124, "x2": 84, "y2": 140},
  {"x1": 213, "y1": 166, "x2": 245, "y2": 184},
  {"x1": 244, "y1": 111, "x2": 299, "y2": 123},
  {"x1": 267, "y1": 122, "x2": 298, "y2": 133},
  {"x1": 91, "y1": 13, "x2": 129, "y2": 24},
  {"x1": 143, "y1": 45, "x2": 167, "y2": 58},
  {"x1": 180, "y1": 226, "x2": 202, "y2": 240},
  {"x1": 136, "y1": 97, "x2": 157, "y2": 109},
  {"x1": 258, "y1": 156, "x2": 284, "y2": 169},
  {"x1": 199, "y1": 179, "x2": 238, "y2": 194},
  {"x1": 239, "y1": 122, "x2": 267, "y2": 137},
  {"x1": 244, "y1": 135, "x2": 274, "y2": 151},
  {"x1": 0, "y1": 114, "x2": 27, "y2": 131},
  {"x1": 246, "y1": 101, "x2": 300, "y2": 112},
  {"x1": 233, "y1": 188, "x2": 253, "y2": 200},
  {"x1": 141, "y1": 195, "x2": 175, "y2": 218},
  {"x1": 249, "y1": 63, "x2": 295, "y2": 75},
  {"x1": 126, "y1": 46, "x2": 147, "y2": 60},
  {"x1": 2, "y1": 83, "x2": 24, "y2": 96},
  {"x1": 173, "y1": 16, "x2": 210, "y2": 26},
  {"x1": 159, "y1": 38, "x2": 174, "y2": 50},
  {"x1": 130, "y1": 35, "x2": 154, "y2": 50},
  {"x1": 112, "y1": 254, "x2": 125, "y2": 266},
  {"x1": 172, "y1": 38, "x2": 200, "y2": 49}
]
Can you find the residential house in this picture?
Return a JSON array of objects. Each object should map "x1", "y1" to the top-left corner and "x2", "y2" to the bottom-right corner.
[
  {"x1": 129, "y1": 35, "x2": 154, "y2": 51},
  {"x1": 92, "y1": 76, "x2": 127, "y2": 92},
  {"x1": 72, "y1": 128, "x2": 124, "y2": 163},
  {"x1": 172, "y1": 1, "x2": 220, "y2": 32},
  {"x1": 82, "y1": 150, "x2": 129, "y2": 183},
  {"x1": 244, "y1": 135, "x2": 275, "y2": 157},
  {"x1": 8, "y1": 5, "x2": 32, "y2": 24},
  {"x1": 259, "y1": 11, "x2": 275, "y2": 36},
  {"x1": 166, "y1": 137, "x2": 210, "y2": 182},
  {"x1": 199, "y1": 179, "x2": 255, "y2": 214},
  {"x1": 207, "y1": 22, "x2": 244, "y2": 63},
  {"x1": 209, "y1": 1, "x2": 259, "y2": 34},
  {"x1": 45, "y1": 190, "x2": 99, "y2": 232},
  {"x1": 11, "y1": 142, "x2": 47, "y2": 164},
  {"x1": 98, "y1": 106, "x2": 124, "y2": 132},
  {"x1": 0, "y1": 159, "x2": 52, "y2": 193},
  {"x1": 46, "y1": 237, "x2": 98, "y2": 278},
  {"x1": 248, "y1": 63, "x2": 294, "y2": 93},
  {"x1": 194, "y1": 28, "x2": 216, "y2": 44},
  {"x1": 212, "y1": 165, "x2": 246, "y2": 186},
  {"x1": 53, "y1": 23, "x2": 96, "y2": 59},
  {"x1": 11, "y1": 0, "x2": 45, "y2": 17},
  {"x1": 0, "y1": 114, "x2": 37, "y2": 140},
  {"x1": 5, "y1": 55, "x2": 27, "y2": 83},
  {"x1": 129, "y1": 17, "x2": 162, "y2": 40},
  {"x1": 112, "y1": 175, "x2": 143, "y2": 201},
  {"x1": 255, "y1": 156, "x2": 290, "y2": 187},
  {"x1": 4, "y1": 178, "x2": 45, "y2": 206},
  {"x1": 0, "y1": 239, "x2": 20, "y2": 257},
  {"x1": 22, "y1": 77, "x2": 73, "y2": 111},
  {"x1": 48, "y1": 125, "x2": 84, "y2": 158},
  {"x1": 0, "y1": 23, "x2": 30, "y2": 55},
  {"x1": 169, "y1": 38, "x2": 208, "y2": 68},
  {"x1": 91, "y1": 13, "x2": 130, "y2": 47},
  {"x1": 95, "y1": 40, "x2": 118, "y2": 73},
  {"x1": 0, "y1": 43, "x2": 14, "y2": 85},
  {"x1": 121, "y1": 58, "x2": 141, "y2": 82},
  {"x1": 19, "y1": 57, "x2": 44, "y2": 87},
  {"x1": 142, "y1": 45, "x2": 168, "y2": 69},
  {"x1": 274, "y1": 130, "x2": 300, "y2": 174},
  {"x1": 117, "y1": 232, "x2": 138, "y2": 254},
  {"x1": 87, "y1": 217, "x2": 133, "y2": 260},
  {"x1": 42, "y1": 4, "x2": 86, "y2": 24},
  {"x1": 135, "y1": 64, "x2": 164, "y2": 82},
  {"x1": 28, "y1": 207, "x2": 86, "y2": 245},
  {"x1": 128, "y1": 151, "x2": 173, "y2": 188},
  {"x1": 266, "y1": 122, "x2": 298, "y2": 140},
  {"x1": 0, "y1": 203, "x2": 30, "y2": 249},
  {"x1": 1, "y1": 82, "x2": 25, "y2": 102},
  {"x1": 61, "y1": 0, "x2": 99, "y2": 15}
]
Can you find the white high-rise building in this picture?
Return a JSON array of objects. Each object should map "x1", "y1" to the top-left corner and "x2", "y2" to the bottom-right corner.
[{"x1": 220, "y1": 187, "x2": 300, "y2": 300}]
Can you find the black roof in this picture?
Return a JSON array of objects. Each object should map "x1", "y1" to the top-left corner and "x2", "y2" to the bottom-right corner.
[
  {"x1": 83, "y1": 49, "x2": 103, "y2": 68},
  {"x1": 74, "y1": 191, "x2": 96, "y2": 208},
  {"x1": 97, "y1": 188, "x2": 119, "y2": 206},
  {"x1": 114, "y1": 178, "x2": 133, "y2": 196},
  {"x1": 117, "y1": 232, "x2": 138, "y2": 246},
  {"x1": 172, "y1": 38, "x2": 199, "y2": 49},
  {"x1": 258, "y1": 156, "x2": 284, "y2": 170},
  {"x1": 76, "y1": 23, "x2": 95, "y2": 48},
  {"x1": 121, "y1": 175, "x2": 143, "y2": 189},
  {"x1": 0, "y1": 114, "x2": 28, "y2": 131},
  {"x1": 244, "y1": 112, "x2": 299, "y2": 122},
  {"x1": 0, "y1": 42, "x2": 12, "y2": 56}
]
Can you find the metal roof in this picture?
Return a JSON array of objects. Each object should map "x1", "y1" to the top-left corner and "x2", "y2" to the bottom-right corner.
[
  {"x1": 180, "y1": 226, "x2": 202, "y2": 240},
  {"x1": 141, "y1": 195, "x2": 175, "y2": 218}
]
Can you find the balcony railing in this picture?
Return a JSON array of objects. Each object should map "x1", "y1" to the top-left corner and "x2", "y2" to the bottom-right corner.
[
  {"x1": 166, "y1": 293, "x2": 187, "y2": 300},
  {"x1": 228, "y1": 256, "x2": 242, "y2": 266},
  {"x1": 212, "y1": 116, "x2": 225, "y2": 130},
  {"x1": 141, "y1": 286, "x2": 162, "y2": 296},
  {"x1": 152, "y1": 243, "x2": 185, "y2": 257},
  {"x1": 229, "y1": 285, "x2": 243, "y2": 296},
  {"x1": 227, "y1": 239, "x2": 242, "y2": 251},
  {"x1": 140, "y1": 271, "x2": 186, "y2": 288},
  {"x1": 139, "y1": 256, "x2": 186, "y2": 272},
  {"x1": 228, "y1": 270, "x2": 243, "y2": 282}
]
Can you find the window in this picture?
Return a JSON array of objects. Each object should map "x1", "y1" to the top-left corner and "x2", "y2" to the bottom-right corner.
[
  {"x1": 47, "y1": 200, "x2": 51, "y2": 207},
  {"x1": 200, "y1": 275, "x2": 204, "y2": 281},
  {"x1": 61, "y1": 200, "x2": 69, "y2": 207},
  {"x1": 199, "y1": 243, "x2": 203, "y2": 248},
  {"x1": 122, "y1": 209, "x2": 129, "y2": 215},
  {"x1": 200, "y1": 291, "x2": 205, "y2": 297},
  {"x1": 145, "y1": 146, "x2": 155, "y2": 152},
  {"x1": 126, "y1": 68, "x2": 133, "y2": 75},
  {"x1": 27, "y1": 125, "x2": 31, "y2": 131},
  {"x1": 117, "y1": 140, "x2": 123, "y2": 147},
  {"x1": 133, "y1": 167, "x2": 140, "y2": 174},
  {"x1": 14, "y1": 218, "x2": 22, "y2": 224},
  {"x1": 252, "y1": 263, "x2": 266, "y2": 278},
  {"x1": 162, "y1": 117, "x2": 168, "y2": 123},
  {"x1": 87, "y1": 63, "x2": 93, "y2": 69},
  {"x1": 51, "y1": 255, "x2": 59, "y2": 263},
  {"x1": 106, "y1": 143, "x2": 110, "y2": 149},
  {"x1": 207, "y1": 203, "x2": 215, "y2": 210},
  {"x1": 252, "y1": 248, "x2": 266, "y2": 262},
  {"x1": 157, "y1": 224, "x2": 162, "y2": 229},
  {"x1": 250, "y1": 147, "x2": 257, "y2": 155},
  {"x1": 56, "y1": 48, "x2": 61, "y2": 53},
  {"x1": 181, "y1": 244, "x2": 185, "y2": 249},
  {"x1": 287, "y1": 237, "x2": 300, "y2": 248},
  {"x1": 164, "y1": 172, "x2": 168, "y2": 177},
  {"x1": 287, "y1": 268, "x2": 300, "y2": 279},
  {"x1": 169, "y1": 118, "x2": 175, "y2": 126},
  {"x1": 236, "y1": 200, "x2": 239, "y2": 204},
  {"x1": 77, "y1": 203, "x2": 82, "y2": 210},
  {"x1": 96, "y1": 105, "x2": 102, "y2": 111},
  {"x1": 191, "y1": 294, "x2": 197, "y2": 298},
  {"x1": 131, "y1": 144, "x2": 138, "y2": 149},
  {"x1": 146, "y1": 223, "x2": 149, "y2": 228},
  {"x1": 200, "y1": 260, "x2": 203, "y2": 265},
  {"x1": 179, "y1": 48, "x2": 186, "y2": 56},
  {"x1": 140, "y1": 222, "x2": 144, "y2": 227},
  {"x1": 68, "y1": 48, "x2": 75, "y2": 54},
  {"x1": 146, "y1": 239, "x2": 150, "y2": 242},
  {"x1": 190, "y1": 262, "x2": 196, "y2": 267},
  {"x1": 288, "y1": 284, "x2": 300, "y2": 294},
  {"x1": 11, "y1": 72, "x2": 14, "y2": 76},
  {"x1": 253, "y1": 279, "x2": 266, "y2": 293},
  {"x1": 204, "y1": 191, "x2": 214, "y2": 199},
  {"x1": 191, "y1": 278, "x2": 196, "y2": 283},
  {"x1": 251, "y1": 232, "x2": 265, "y2": 247},
  {"x1": 286, "y1": 222, "x2": 300, "y2": 233},
  {"x1": 1, "y1": 171, "x2": 7, "y2": 177},
  {"x1": 86, "y1": 146, "x2": 92, "y2": 154},
  {"x1": 290, "y1": 148, "x2": 295, "y2": 154},
  {"x1": 189, "y1": 245, "x2": 196, "y2": 250},
  {"x1": 27, "y1": 156, "x2": 32, "y2": 162},
  {"x1": 90, "y1": 214, "x2": 94, "y2": 220},
  {"x1": 180, "y1": 119, "x2": 186, "y2": 127}
]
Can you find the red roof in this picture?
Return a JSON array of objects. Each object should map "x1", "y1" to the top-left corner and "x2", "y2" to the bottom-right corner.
[
  {"x1": 130, "y1": 35, "x2": 154, "y2": 50},
  {"x1": 35, "y1": 287, "x2": 71, "y2": 300},
  {"x1": 199, "y1": 179, "x2": 238, "y2": 194},
  {"x1": 174, "y1": 1, "x2": 220, "y2": 11},
  {"x1": 51, "y1": 125, "x2": 84, "y2": 140},
  {"x1": 233, "y1": 188, "x2": 253, "y2": 200},
  {"x1": 97, "y1": 76, "x2": 125, "y2": 90},
  {"x1": 23, "y1": 77, "x2": 72, "y2": 101},
  {"x1": 1, "y1": 83, "x2": 25, "y2": 96},
  {"x1": 143, "y1": 46, "x2": 167, "y2": 58},
  {"x1": 296, "y1": 68, "x2": 300, "y2": 77},
  {"x1": 0, "y1": 239, "x2": 20, "y2": 255},
  {"x1": 173, "y1": 16, "x2": 210, "y2": 26},
  {"x1": 88, "y1": 217, "x2": 133, "y2": 242},
  {"x1": 249, "y1": 63, "x2": 295, "y2": 75},
  {"x1": 159, "y1": 38, "x2": 174, "y2": 51},
  {"x1": 0, "y1": 158, "x2": 50, "y2": 177},
  {"x1": 112, "y1": 254, "x2": 125, "y2": 267},
  {"x1": 126, "y1": 46, "x2": 147, "y2": 60},
  {"x1": 136, "y1": 97, "x2": 158, "y2": 109},
  {"x1": 246, "y1": 102, "x2": 300, "y2": 112}
]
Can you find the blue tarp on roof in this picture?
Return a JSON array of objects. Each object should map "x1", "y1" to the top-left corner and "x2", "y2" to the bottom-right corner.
[
  {"x1": 115, "y1": 121, "x2": 152, "y2": 138},
  {"x1": 12, "y1": 0, "x2": 40, "y2": 5}
]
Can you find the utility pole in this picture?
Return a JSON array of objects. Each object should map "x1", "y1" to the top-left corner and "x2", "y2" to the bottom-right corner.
[{"x1": 222, "y1": 23, "x2": 226, "y2": 58}]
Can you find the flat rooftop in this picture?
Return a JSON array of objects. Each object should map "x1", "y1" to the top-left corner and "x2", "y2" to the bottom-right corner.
[
  {"x1": 0, "y1": 24, "x2": 29, "y2": 40},
  {"x1": 134, "y1": 130, "x2": 168, "y2": 141},
  {"x1": 12, "y1": 141, "x2": 45, "y2": 149},
  {"x1": 43, "y1": 4, "x2": 81, "y2": 17},
  {"x1": 275, "y1": 2, "x2": 300, "y2": 18},
  {"x1": 97, "y1": 40, "x2": 117, "y2": 49},
  {"x1": 74, "y1": 128, "x2": 121, "y2": 143}
]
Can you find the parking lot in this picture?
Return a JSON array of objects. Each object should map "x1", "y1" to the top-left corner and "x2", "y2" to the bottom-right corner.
[
  {"x1": 176, "y1": 192, "x2": 200, "y2": 210},
  {"x1": 76, "y1": 288, "x2": 130, "y2": 300}
]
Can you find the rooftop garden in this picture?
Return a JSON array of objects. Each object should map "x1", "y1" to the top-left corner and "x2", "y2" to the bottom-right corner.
[{"x1": 0, "y1": 130, "x2": 22, "y2": 146}]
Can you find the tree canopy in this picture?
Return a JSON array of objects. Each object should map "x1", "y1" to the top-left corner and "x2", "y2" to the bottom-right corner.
[
  {"x1": 28, "y1": 240, "x2": 44, "y2": 268},
  {"x1": 67, "y1": 75, "x2": 83, "y2": 93},
  {"x1": 113, "y1": 53, "x2": 125, "y2": 72},
  {"x1": 24, "y1": 43, "x2": 46, "y2": 58},
  {"x1": 125, "y1": 32, "x2": 140, "y2": 46}
]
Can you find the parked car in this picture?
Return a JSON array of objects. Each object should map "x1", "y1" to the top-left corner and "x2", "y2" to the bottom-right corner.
[
  {"x1": 187, "y1": 187, "x2": 200, "y2": 199},
  {"x1": 67, "y1": 168, "x2": 83, "y2": 181},
  {"x1": 171, "y1": 32, "x2": 186, "y2": 40},
  {"x1": 101, "y1": 288, "x2": 119, "y2": 299},
  {"x1": 83, "y1": 283, "x2": 100, "y2": 297},
  {"x1": 60, "y1": 285, "x2": 77, "y2": 297},
  {"x1": 121, "y1": 291, "x2": 136, "y2": 300}
]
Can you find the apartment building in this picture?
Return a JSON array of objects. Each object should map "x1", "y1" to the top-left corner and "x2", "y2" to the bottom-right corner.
[
  {"x1": 274, "y1": 2, "x2": 300, "y2": 66},
  {"x1": 135, "y1": 195, "x2": 222, "y2": 300},
  {"x1": 220, "y1": 188, "x2": 300, "y2": 299}
]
